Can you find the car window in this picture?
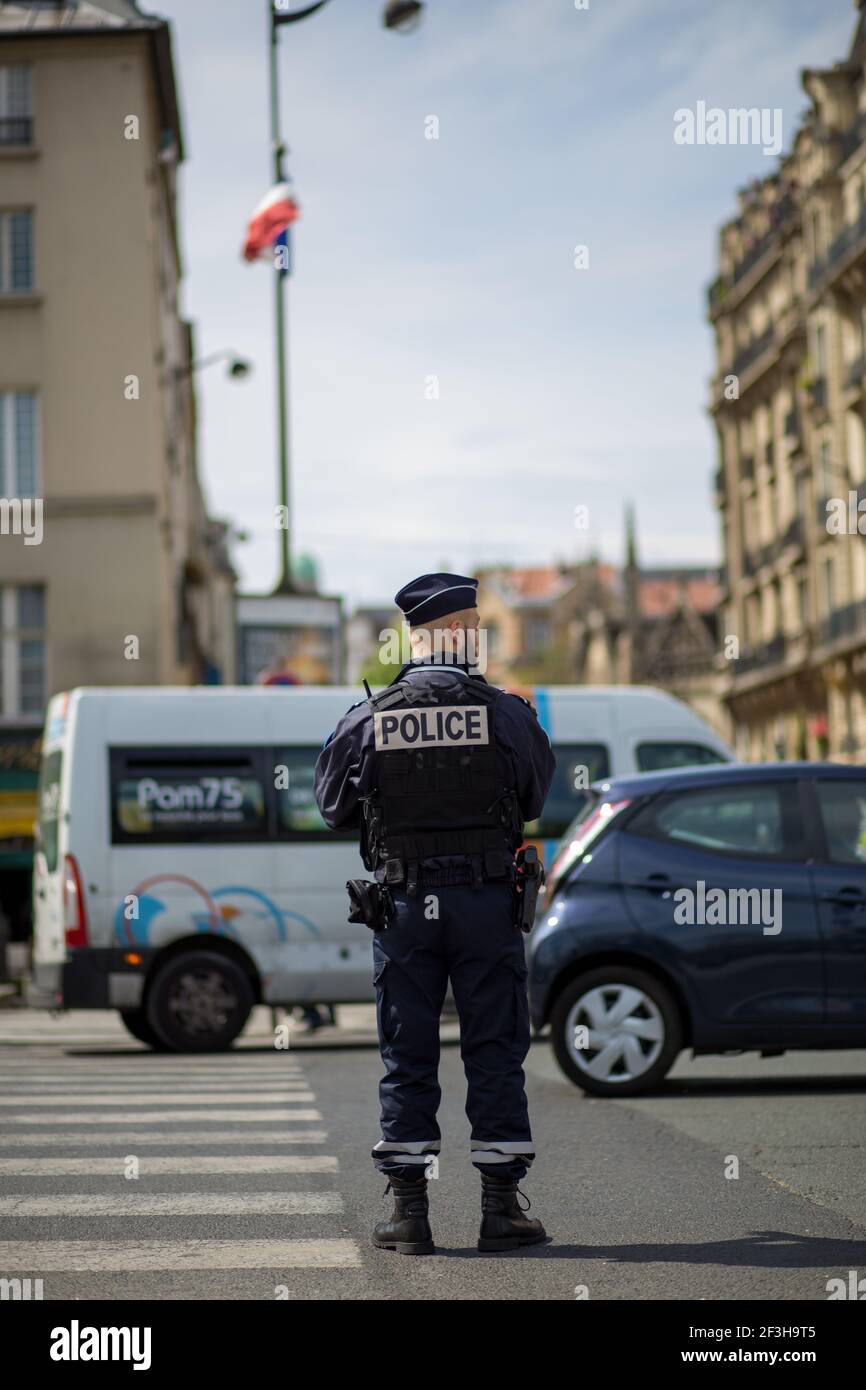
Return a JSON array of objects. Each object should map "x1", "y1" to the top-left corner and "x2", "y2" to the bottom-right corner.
[
  {"x1": 636, "y1": 741, "x2": 729, "y2": 772},
  {"x1": 629, "y1": 782, "x2": 794, "y2": 857},
  {"x1": 816, "y1": 780, "x2": 866, "y2": 864},
  {"x1": 524, "y1": 743, "x2": 610, "y2": 840}
]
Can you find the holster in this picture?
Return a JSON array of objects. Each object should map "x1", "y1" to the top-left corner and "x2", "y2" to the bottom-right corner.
[
  {"x1": 513, "y1": 845, "x2": 545, "y2": 934},
  {"x1": 346, "y1": 879, "x2": 394, "y2": 932}
]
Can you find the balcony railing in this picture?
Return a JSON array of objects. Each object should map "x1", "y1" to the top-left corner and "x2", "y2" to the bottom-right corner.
[
  {"x1": 735, "y1": 634, "x2": 787, "y2": 674},
  {"x1": 707, "y1": 276, "x2": 729, "y2": 312},
  {"x1": 757, "y1": 540, "x2": 776, "y2": 569},
  {"x1": 816, "y1": 494, "x2": 833, "y2": 529},
  {"x1": 829, "y1": 204, "x2": 866, "y2": 267},
  {"x1": 0, "y1": 117, "x2": 32, "y2": 146},
  {"x1": 783, "y1": 408, "x2": 800, "y2": 440},
  {"x1": 708, "y1": 194, "x2": 798, "y2": 313},
  {"x1": 730, "y1": 194, "x2": 797, "y2": 287},
  {"x1": 839, "y1": 112, "x2": 866, "y2": 162},
  {"x1": 808, "y1": 204, "x2": 866, "y2": 290},
  {"x1": 780, "y1": 515, "x2": 805, "y2": 551},
  {"x1": 846, "y1": 354, "x2": 866, "y2": 390},
  {"x1": 732, "y1": 325, "x2": 775, "y2": 379},
  {"x1": 807, "y1": 376, "x2": 828, "y2": 410},
  {"x1": 818, "y1": 602, "x2": 866, "y2": 646}
]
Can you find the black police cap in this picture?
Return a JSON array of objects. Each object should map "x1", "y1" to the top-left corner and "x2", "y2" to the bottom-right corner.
[{"x1": 394, "y1": 572, "x2": 479, "y2": 625}]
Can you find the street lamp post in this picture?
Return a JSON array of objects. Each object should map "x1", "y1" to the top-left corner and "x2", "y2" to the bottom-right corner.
[
  {"x1": 174, "y1": 350, "x2": 252, "y2": 381},
  {"x1": 266, "y1": 0, "x2": 424, "y2": 595}
]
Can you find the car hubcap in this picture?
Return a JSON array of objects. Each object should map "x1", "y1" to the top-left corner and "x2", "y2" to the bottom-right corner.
[
  {"x1": 565, "y1": 984, "x2": 664, "y2": 1083},
  {"x1": 168, "y1": 969, "x2": 237, "y2": 1037}
]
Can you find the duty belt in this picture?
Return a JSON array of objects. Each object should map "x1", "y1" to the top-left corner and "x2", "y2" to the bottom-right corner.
[{"x1": 379, "y1": 828, "x2": 513, "y2": 894}]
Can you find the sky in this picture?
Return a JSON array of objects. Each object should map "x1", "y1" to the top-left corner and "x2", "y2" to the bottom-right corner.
[{"x1": 153, "y1": 0, "x2": 857, "y2": 608}]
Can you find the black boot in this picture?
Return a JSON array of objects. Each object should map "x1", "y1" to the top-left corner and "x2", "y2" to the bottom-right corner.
[
  {"x1": 373, "y1": 1176, "x2": 435, "y2": 1255},
  {"x1": 478, "y1": 1173, "x2": 547, "y2": 1252}
]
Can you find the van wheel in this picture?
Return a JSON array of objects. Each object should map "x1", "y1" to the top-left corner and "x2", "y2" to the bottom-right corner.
[
  {"x1": 119, "y1": 1008, "x2": 170, "y2": 1051},
  {"x1": 550, "y1": 966, "x2": 682, "y2": 1097},
  {"x1": 146, "y1": 951, "x2": 254, "y2": 1053}
]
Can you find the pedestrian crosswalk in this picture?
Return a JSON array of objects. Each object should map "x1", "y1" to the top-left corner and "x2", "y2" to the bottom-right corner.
[
  {"x1": 0, "y1": 1035, "x2": 363, "y2": 1295},
  {"x1": 0, "y1": 1239, "x2": 362, "y2": 1272}
]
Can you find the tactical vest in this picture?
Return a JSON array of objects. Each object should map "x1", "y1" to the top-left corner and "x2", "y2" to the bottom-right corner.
[{"x1": 360, "y1": 668, "x2": 521, "y2": 893}]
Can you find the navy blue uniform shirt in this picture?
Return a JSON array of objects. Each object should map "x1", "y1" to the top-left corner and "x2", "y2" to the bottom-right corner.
[{"x1": 313, "y1": 661, "x2": 556, "y2": 834}]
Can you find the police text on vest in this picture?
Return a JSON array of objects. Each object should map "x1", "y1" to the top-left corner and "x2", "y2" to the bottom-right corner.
[{"x1": 374, "y1": 705, "x2": 489, "y2": 750}]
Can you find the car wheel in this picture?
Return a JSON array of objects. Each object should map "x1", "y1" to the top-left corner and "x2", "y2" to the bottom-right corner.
[
  {"x1": 550, "y1": 966, "x2": 682, "y2": 1097},
  {"x1": 119, "y1": 1007, "x2": 170, "y2": 1051},
  {"x1": 146, "y1": 951, "x2": 255, "y2": 1053}
]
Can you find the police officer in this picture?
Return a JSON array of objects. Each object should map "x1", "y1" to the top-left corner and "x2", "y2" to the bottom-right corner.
[{"x1": 314, "y1": 573, "x2": 556, "y2": 1254}]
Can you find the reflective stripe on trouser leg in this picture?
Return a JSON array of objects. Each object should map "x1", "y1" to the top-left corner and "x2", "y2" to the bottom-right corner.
[
  {"x1": 470, "y1": 1141, "x2": 535, "y2": 1166},
  {"x1": 471, "y1": 1140, "x2": 535, "y2": 1180},
  {"x1": 372, "y1": 1140, "x2": 440, "y2": 1180}
]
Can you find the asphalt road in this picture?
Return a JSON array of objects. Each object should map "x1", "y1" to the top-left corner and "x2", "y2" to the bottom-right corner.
[{"x1": 0, "y1": 1004, "x2": 864, "y2": 1301}]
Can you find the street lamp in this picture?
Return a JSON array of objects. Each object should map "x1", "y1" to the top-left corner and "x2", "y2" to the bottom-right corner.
[
  {"x1": 174, "y1": 350, "x2": 253, "y2": 381},
  {"x1": 383, "y1": 1, "x2": 424, "y2": 32},
  {"x1": 267, "y1": 0, "x2": 423, "y2": 595}
]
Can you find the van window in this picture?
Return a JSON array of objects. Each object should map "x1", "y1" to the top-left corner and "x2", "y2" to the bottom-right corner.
[
  {"x1": 110, "y1": 748, "x2": 268, "y2": 844},
  {"x1": 275, "y1": 746, "x2": 333, "y2": 835},
  {"x1": 525, "y1": 743, "x2": 610, "y2": 840},
  {"x1": 636, "y1": 741, "x2": 728, "y2": 773},
  {"x1": 37, "y1": 748, "x2": 62, "y2": 871}
]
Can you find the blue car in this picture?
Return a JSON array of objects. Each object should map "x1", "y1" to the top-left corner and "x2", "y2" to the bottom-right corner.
[{"x1": 529, "y1": 762, "x2": 866, "y2": 1096}]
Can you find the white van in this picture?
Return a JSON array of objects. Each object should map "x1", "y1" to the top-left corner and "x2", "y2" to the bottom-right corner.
[{"x1": 30, "y1": 684, "x2": 733, "y2": 1050}]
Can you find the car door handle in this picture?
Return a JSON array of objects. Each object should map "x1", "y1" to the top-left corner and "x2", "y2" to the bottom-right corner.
[
  {"x1": 820, "y1": 886, "x2": 866, "y2": 906},
  {"x1": 626, "y1": 874, "x2": 672, "y2": 894}
]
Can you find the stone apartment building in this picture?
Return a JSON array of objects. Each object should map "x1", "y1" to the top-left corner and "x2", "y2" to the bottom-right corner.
[
  {"x1": 0, "y1": 0, "x2": 236, "y2": 946},
  {"x1": 708, "y1": 0, "x2": 866, "y2": 761}
]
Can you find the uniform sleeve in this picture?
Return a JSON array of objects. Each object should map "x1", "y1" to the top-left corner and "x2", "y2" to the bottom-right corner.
[
  {"x1": 496, "y1": 694, "x2": 557, "y2": 824},
  {"x1": 313, "y1": 702, "x2": 375, "y2": 831}
]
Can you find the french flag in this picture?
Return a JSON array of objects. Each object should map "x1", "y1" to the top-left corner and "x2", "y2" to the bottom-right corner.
[{"x1": 242, "y1": 181, "x2": 300, "y2": 263}]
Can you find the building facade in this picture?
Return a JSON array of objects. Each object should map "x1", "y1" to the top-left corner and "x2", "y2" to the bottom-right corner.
[
  {"x1": 0, "y1": 1, "x2": 236, "y2": 954},
  {"x1": 708, "y1": 1, "x2": 866, "y2": 762},
  {"x1": 475, "y1": 530, "x2": 728, "y2": 738}
]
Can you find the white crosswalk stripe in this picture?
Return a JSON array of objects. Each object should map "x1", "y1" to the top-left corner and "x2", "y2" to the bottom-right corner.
[
  {"x1": 1, "y1": 1078, "x2": 305, "y2": 1089},
  {"x1": 0, "y1": 1044, "x2": 363, "y2": 1280},
  {"x1": 0, "y1": 1239, "x2": 361, "y2": 1270},
  {"x1": 0, "y1": 1193, "x2": 344, "y2": 1216},
  {"x1": 1, "y1": 1076, "x2": 305, "y2": 1087},
  {"x1": 3, "y1": 1108, "x2": 322, "y2": 1123},
  {"x1": 0, "y1": 1091, "x2": 316, "y2": 1105},
  {"x1": 0, "y1": 1065, "x2": 305, "y2": 1076},
  {"x1": 0, "y1": 1156, "x2": 339, "y2": 1175},
  {"x1": 0, "y1": 1129, "x2": 328, "y2": 1147}
]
